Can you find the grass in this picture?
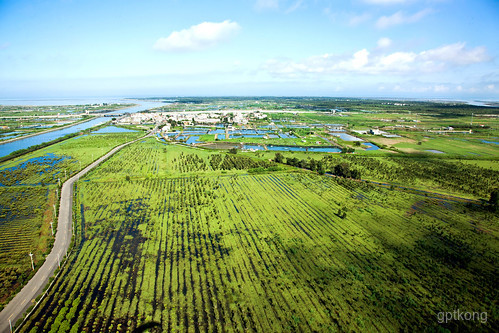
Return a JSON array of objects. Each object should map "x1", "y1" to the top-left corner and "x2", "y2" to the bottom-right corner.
[
  {"x1": 19, "y1": 141, "x2": 498, "y2": 332},
  {"x1": 0, "y1": 131, "x2": 144, "y2": 310}
]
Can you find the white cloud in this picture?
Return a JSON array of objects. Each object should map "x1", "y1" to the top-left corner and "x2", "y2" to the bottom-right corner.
[
  {"x1": 262, "y1": 42, "x2": 490, "y2": 78},
  {"x1": 377, "y1": 37, "x2": 392, "y2": 48},
  {"x1": 153, "y1": 20, "x2": 240, "y2": 52},
  {"x1": 376, "y1": 8, "x2": 433, "y2": 29},
  {"x1": 349, "y1": 13, "x2": 372, "y2": 26},
  {"x1": 255, "y1": 0, "x2": 279, "y2": 10},
  {"x1": 420, "y1": 42, "x2": 489, "y2": 65}
]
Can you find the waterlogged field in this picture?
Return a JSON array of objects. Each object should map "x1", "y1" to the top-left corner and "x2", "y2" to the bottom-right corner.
[
  {"x1": 0, "y1": 131, "x2": 143, "y2": 310},
  {"x1": 0, "y1": 186, "x2": 56, "y2": 310},
  {"x1": 19, "y1": 141, "x2": 498, "y2": 332}
]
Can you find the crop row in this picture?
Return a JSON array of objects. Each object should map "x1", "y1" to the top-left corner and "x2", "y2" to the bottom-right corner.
[{"x1": 20, "y1": 172, "x2": 497, "y2": 332}]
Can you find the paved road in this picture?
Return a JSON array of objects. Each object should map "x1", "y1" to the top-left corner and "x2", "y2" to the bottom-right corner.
[{"x1": 0, "y1": 134, "x2": 150, "y2": 333}]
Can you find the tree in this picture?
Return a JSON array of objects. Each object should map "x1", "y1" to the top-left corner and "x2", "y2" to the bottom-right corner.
[
  {"x1": 228, "y1": 147, "x2": 238, "y2": 154},
  {"x1": 334, "y1": 163, "x2": 350, "y2": 178},
  {"x1": 274, "y1": 153, "x2": 284, "y2": 163},
  {"x1": 489, "y1": 188, "x2": 498, "y2": 212},
  {"x1": 317, "y1": 161, "x2": 325, "y2": 175}
]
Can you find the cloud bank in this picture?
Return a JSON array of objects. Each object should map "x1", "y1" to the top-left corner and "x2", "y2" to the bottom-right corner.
[
  {"x1": 262, "y1": 42, "x2": 490, "y2": 78},
  {"x1": 154, "y1": 20, "x2": 240, "y2": 52}
]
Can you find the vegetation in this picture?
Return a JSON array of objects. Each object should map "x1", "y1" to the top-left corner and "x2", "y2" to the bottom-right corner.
[
  {"x1": 1, "y1": 98, "x2": 497, "y2": 332},
  {"x1": 18, "y1": 140, "x2": 498, "y2": 332},
  {"x1": 0, "y1": 131, "x2": 143, "y2": 310}
]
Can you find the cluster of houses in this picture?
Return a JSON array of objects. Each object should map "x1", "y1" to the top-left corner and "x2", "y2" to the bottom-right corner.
[{"x1": 116, "y1": 110, "x2": 267, "y2": 128}]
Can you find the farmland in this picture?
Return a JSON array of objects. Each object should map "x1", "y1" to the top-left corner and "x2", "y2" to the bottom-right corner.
[
  {"x1": 18, "y1": 139, "x2": 498, "y2": 332},
  {"x1": 0, "y1": 130, "x2": 144, "y2": 311}
]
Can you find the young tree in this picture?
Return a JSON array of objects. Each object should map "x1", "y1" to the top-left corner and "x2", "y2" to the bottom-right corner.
[
  {"x1": 489, "y1": 188, "x2": 498, "y2": 212},
  {"x1": 274, "y1": 153, "x2": 284, "y2": 163}
]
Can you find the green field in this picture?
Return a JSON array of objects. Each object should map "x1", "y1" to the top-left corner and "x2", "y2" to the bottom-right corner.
[
  {"x1": 18, "y1": 140, "x2": 498, "y2": 332},
  {"x1": 0, "y1": 131, "x2": 144, "y2": 311}
]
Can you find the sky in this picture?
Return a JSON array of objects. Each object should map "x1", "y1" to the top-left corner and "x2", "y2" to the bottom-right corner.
[{"x1": 0, "y1": 0, "x2": 498, "y2": 100}]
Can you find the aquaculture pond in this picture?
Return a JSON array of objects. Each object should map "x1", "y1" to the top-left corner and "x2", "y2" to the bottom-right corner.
[
  {"x1": 242, "y1": 144, "x2": 341, "y2": 152},
  {"x1": 278, "y1": 133, "x2": 297, "y2": 138},
  {"x1": 331, "y1": 133, "x2": 363, "y2": 141},
  {"x1": 363, "y1": 142, "x2": 380, "y2": 151},
  {"x1": 186, "y1": 136, "x2": 201, "y2": 144}
]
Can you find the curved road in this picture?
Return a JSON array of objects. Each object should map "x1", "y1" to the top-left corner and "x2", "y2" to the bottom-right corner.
[{"x1": 0, "y1": 133, "x2": 151, "y2": 333}]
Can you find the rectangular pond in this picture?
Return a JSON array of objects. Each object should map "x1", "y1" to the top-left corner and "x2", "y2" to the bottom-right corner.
[{"x1": 331, "y1": 133, "x2": 363, "y2": 141}]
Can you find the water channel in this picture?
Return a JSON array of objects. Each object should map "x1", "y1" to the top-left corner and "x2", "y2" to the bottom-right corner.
[{"x1": 0, "y1": 100, "x2": 163, "y2": 158}]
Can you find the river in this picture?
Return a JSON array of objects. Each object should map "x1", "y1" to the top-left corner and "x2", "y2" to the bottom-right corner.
[{"x1": 0, "y1": 99, "x2": 165, "y2": 158}]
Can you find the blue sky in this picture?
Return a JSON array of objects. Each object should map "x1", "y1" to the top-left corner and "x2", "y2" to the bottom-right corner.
[{"x1": 0, "y1": 0, "x2": 498, "y2": 99}]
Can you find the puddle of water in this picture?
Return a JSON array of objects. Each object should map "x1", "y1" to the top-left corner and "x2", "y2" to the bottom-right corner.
[{"x1": 481, "y1": 140, "x2": 499, "y2": 145}]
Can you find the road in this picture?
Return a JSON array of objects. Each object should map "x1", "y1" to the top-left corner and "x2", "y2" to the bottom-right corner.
[{"x1": 0, "y1": 133, "x2": 151, "y2": 333}]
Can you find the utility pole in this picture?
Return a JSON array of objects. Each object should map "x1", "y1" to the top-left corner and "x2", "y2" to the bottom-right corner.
[
  {"x1": 29, "y1": 253, "x2": 34, "y2": 270},
  {"x1": 470, "y1": 112, "x2": 474, "y2": 127},
  {"x1": 53, "y1": 204, "x2": 56, "y2": 217},
  {"x1": 57, "y1": 253, "x2": 61, "y2": 268},
  {"x1": 9, "y1": 319, "x2": 12, "y2": 332},
  {"x1": 50, "y1": 221, "x2": 54, "y2": 236}
]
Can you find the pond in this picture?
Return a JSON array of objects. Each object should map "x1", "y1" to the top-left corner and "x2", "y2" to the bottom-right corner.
[
  {"x1": 182, "y1": 131, "x2": 208, "y2": 135},
  {"x1": 209, "y1": 129, "x2": 226, "y2": 134},
  {"x1": 278, "y1": 133, "x2": 297, "y2": 139},
  {"x1": 426, "y1": 149, "x2": 445, "y2": 154},
  {"x1": 231, "y1": 134, "x2": 268, "y2": 139},
  {"x1": 242, "y1": 144, "x2": 266, "y2": 151},
  {"x1": 266, "y1": 145, "x2": 341, "y2": 152},
  {"x1": 331, "y1": 133, "x2": 363, "y2": 141},
  {"x1": 92, "y1": 126, "x2": 138, "y2": 133},
  {"x1": 186, "y1": 136, "x2": 201, "y2": 145},
  {"x1": 363, "y1": 143, "x2": 380, "y2": 151}
]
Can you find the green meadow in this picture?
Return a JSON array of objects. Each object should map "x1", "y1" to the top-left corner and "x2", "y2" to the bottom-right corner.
[
  {"x1": 18, "y1": 139, "x2": 498, "y2": 332},
  {"x1": 0, "y1": 131, "x2": 144, "y2": 311}
]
